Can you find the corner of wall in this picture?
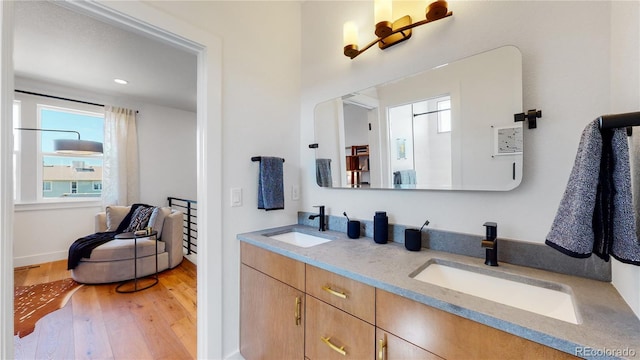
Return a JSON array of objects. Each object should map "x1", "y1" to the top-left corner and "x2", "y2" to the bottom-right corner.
[{"x1": 609, "y1": 0, "x2": 640, "y2": 320}]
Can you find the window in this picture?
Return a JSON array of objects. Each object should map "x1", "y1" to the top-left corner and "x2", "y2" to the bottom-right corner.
[{"x1": 38, "y1": 105, "x2": 104, "y2": 200}]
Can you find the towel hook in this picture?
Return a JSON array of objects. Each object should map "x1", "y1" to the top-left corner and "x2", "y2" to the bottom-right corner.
[{"x1": 514, "y1": 109, "x2": 542, "y2": 129}]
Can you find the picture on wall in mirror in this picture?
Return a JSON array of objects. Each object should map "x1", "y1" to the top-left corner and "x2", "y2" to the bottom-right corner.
[{"x1": 396, "y1": 138, "x2": 406, "y2": 160}]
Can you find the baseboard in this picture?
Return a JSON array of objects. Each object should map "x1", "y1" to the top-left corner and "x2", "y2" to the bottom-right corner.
[
  {"x1": 224, "y1": 350, "x2": 244, "y2": 360},
  {"x1": 184, "y1": 252, "x2": 197, "y2": 265},
  {"x1": 13, "y1": 250, "x2": 67, "y2": 268}
]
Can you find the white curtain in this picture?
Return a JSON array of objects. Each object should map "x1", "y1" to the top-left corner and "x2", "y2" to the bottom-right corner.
[{"x1": 102, "y1": 106, "x2": 139, "y2": 206}]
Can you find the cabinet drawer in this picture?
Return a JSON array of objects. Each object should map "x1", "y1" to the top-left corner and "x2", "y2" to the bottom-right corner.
[
  {"x1": 306, "y1": 295, "x2": 375, "y2": 360},
  {"x1": 306, "y1": 265, "x2": 375, "y2": 323},
  {"x1": 241, "y1": 242, "x2": 305, "y2": 291},
  {"x1": 376, "y1": 289, "x2": 577, "y2": 359},
  {"x1": 376, "y1": 328, "x2": 441, "y2": 360}
]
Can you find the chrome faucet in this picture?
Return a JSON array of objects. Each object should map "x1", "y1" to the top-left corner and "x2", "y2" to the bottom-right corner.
[
  {"x1": 481, "y1": 222, "x2": 498, "y2": 266},
  {"x1": 309, "y1": 205, "x2": 326, "y2": 231}
]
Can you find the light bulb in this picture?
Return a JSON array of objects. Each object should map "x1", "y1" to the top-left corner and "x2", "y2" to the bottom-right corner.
[
  {"x1": 343, "y1": 22, "x2": 358, "y2": 47},
  {"x1": 374, "y1": 0, "x2": 392, "y2": 25}
]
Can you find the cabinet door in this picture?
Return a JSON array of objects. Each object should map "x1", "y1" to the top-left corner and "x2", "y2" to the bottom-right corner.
[
  {"x1": 376, "y1": 329, "x2": 442, "y2": 360},
  {"x1": 240, "y1": 264, "x2": 304, "y2": 360},
  {"x1": 306, "y1": 295, "x2": 374, "y2": 360}
]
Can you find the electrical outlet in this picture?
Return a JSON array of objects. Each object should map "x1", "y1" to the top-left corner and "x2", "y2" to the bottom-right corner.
[
  {"x1": 292, "y1": 185, "x2": 300, "y2": 201},
  {"x1": 231, "y1": 187, "x2": 242, "y2": 207}
]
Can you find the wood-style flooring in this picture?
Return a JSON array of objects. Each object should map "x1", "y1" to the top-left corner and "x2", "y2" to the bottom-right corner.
[{"x1": 14, "y1": 259, "x2": 197, "y2": 359}]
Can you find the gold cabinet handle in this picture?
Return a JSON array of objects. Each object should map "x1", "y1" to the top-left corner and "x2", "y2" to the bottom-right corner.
[
  {"x1": 378, "y1": 334, "x2": 387, "y2": 360},
  {"x1": 321, "y1": 336, "x2": 347, "y2": 356},
  {"x1": 295, "y1": 297, "x2": 301, "y2": 326},
  {"x1": 322, "y1": 285, "x2": 347, "y2": 299}
]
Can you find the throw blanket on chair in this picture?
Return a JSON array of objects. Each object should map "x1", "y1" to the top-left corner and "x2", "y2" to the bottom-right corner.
[
  {"x1": 67, "y1": 232, "x2": 117, "y2": 270},
  {"x1": 67, "y1": 203, "x2": 147, "y2": 270}
]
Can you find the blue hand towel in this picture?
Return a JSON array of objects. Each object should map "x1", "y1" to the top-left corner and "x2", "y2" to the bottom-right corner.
[
  {"x1": 258, "y1": 157, "x2": 284, "y2": 211},
  {"x1": 316, "y1": 159, "x2": 332, "y2": 187}
]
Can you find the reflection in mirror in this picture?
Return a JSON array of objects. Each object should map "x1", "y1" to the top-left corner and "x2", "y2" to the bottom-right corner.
[{"x1": 313, "y1": 46, "x2": 523, "y2": 191}]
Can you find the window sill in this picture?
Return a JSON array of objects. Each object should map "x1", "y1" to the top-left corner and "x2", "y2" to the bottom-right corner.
[{"x1": 15, "y1": 199, "x2": 102, "y2": 212}]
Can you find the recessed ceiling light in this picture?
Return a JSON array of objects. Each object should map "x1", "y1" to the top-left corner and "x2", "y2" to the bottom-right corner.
[{"x1": 114, "y1": 78, "x2": 128, "y2": 85}]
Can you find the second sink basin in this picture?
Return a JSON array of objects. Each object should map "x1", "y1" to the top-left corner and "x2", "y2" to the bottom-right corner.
[
  {"x1": 265, "y1": 229, "x2": 333, "y2": 248},
  {"x1": 411, "y1": 259, "x2": 579, "y2": 324}
]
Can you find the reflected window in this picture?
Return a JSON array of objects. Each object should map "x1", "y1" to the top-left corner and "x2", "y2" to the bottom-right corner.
[{"x1": 437, "y1": 99, "x2": 451, "y2": 133}]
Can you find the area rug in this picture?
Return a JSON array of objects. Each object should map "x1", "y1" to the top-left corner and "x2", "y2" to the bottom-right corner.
[{"x1": 14, "y1": 278, "x2": 83, "y2": 338}]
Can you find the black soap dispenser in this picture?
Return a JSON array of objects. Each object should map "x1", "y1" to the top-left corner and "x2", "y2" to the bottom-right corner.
[{"x1": 373, "y1": 211, "x2": 388, "y2": 244}]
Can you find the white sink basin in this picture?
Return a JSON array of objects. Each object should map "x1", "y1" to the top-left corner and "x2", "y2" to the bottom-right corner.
[
  {"x1": 411, "y1": 260, "x2": 579, "y2": 324},
  {"x1": 266, "y1": 230, "x2": 333, "y2": 248}
]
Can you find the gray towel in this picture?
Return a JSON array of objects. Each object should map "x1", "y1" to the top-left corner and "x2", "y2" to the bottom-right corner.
[
  {"x1": 393, "y1": 170, "x2": 416, "y2": 189},
  {"x1": 400, "y1": 169, "x2": 416, "y2": 185},
  {"x1": 611, "y1": 129, "x2": 640, "y2": 265},
  {"x1": 546, "y1": 120, "x2": 640, "y2": 265},
  {"x1": 258, "y1": 157, "x2": 284, "y2": 211},
  {"x1": 316, "y1": 159, "x2": 332, "y2": 187}
]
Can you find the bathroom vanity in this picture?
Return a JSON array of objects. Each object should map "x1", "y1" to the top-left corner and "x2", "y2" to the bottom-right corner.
[{"x1": 238, "y1": 225, "x2": 640, "y2": 359}]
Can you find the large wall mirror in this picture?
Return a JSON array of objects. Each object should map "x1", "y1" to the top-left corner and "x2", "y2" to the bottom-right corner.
[{"x1": 313, "y1": 45, "x2": 523, "y2": 191}]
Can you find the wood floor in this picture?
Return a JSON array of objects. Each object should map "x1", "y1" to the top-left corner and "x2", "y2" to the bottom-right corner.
[{"x1": 14, "y1": 259, "x2": 197, "y2": 359}]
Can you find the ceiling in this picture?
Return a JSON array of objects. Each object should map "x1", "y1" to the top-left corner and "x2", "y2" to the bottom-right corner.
[{"x1": 13, "y1": 1, "x2": 197, "y2": 112}]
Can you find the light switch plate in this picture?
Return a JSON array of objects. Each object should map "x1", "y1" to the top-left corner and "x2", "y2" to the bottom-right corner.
[
  {"x1": 231, "y1": 187, "x2": 242, "y2": 207},
  {"x1": 292, "y1": 185, "x2": 300, "y2": 201}
]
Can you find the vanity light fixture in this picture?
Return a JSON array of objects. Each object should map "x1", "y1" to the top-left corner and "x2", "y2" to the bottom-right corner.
[{"x1": 343, "y1": 0, "x2": 452, "y2": 59}]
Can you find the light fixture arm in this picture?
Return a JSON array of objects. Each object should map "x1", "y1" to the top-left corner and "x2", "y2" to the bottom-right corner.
[
  {"x1": 14, "y1": 127, "x2": 103, "y2": 154},
  {"x1": 15, "y1": 127, "x2": 81, "y2": 140},
  {"x1": 344, "y1": 1, "x2": 453, "y2": 59}
]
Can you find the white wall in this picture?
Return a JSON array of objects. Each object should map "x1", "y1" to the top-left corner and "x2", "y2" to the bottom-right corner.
[
  {"x1": 12, "y1": 78, "x2": 196, "y2": 266},
  {"x1": 116, "y1": 2, "x2": 302, "y2": 358},
  {"x1": 610, "y1": 1, "x2": 640, "y2": 318},
  {"x1": 300, "y1": 1, "x2": 640, "y2": 317},
  {"x1": 136, "y1": 103, "x2": 196, "y2": 206}
]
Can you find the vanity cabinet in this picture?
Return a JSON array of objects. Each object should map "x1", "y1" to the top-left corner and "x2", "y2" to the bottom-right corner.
[
  {"x1": 240, "y1": 243, "x2": 576, "y2": 360},
  {"x1": 240, "y1": 243, "x2": 305, "y2": 360}
]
